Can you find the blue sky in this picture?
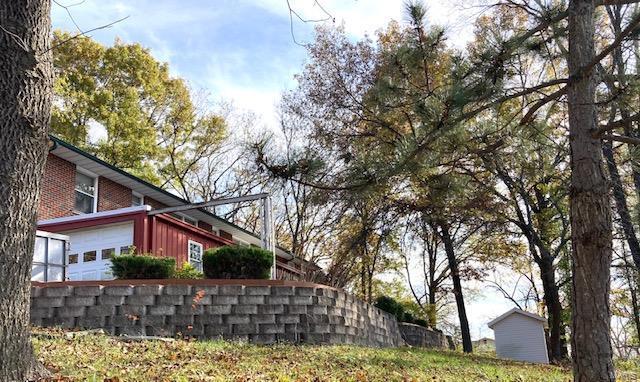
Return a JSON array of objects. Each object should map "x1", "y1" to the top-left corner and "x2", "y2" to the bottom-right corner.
[{"x1": 51, "y1": 0, "x2": 512, "y2": 339}]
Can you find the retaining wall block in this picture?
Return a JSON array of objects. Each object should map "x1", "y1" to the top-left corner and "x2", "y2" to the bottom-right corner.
[
  {"x1": 126, "y1": 295, "x2": 155, "y2": 306},
  {"x1": 207, "y1": 305, "x2": 232, "y2": 315},
  {"x1": 204, "y1": 324, "x2": 231, "y2": 336},
  {"x1": 290, "y1": 296, "x2": 313, "y2": 305},
  {"x1": 219, "y1": 285, "x2": 243, "y2": 295},
  {"x1": 251, "y1": 314, "x2": 276, "y2": 324},
  {"x1": 74, "y1": 286, "x2": 103, "y2": 296},
  {"x1": 31, "y1": 287, "x2": 42, "y2": 297},
  {"x1": 245, "y1": 286, "x2": 270, "y2": 295},
  {"x1": 119, "y1": 305, "x2": 146, "y2": 316},
  {"x1": 147, "y1": 305, "x2": 175, "y2": 316},
  {"x1": 167, "y1": 314, "x2": 195, "y2": 326},
  {"x1": 295, "y1": 287, "x2": 315, "y2": 296},
  {"x1": 258, "y1": 323, "x2": 285, "y2": 334},
  {"x1": 233, "y1": 305, "x2": 258, "y2": 315},
  {"x1": 226, "y1": 315, "x2": 250, "y2": 325},
  {"x1": 42, "y1": 286, "x2": 73, "y2": 297},
  {"x1": 97, "y1": 295, "x2": 125, "y2": 306},
  {"x1": 65, "y1": 296, "x2": 96, "y2": 307},
  {"x1": 163, "y1": 285, "x2": 191, "y2": 295},
  {"x1": 57, "y1": 306, "x2": 86, "y2": 318},
  {"x1": 31, "y1": 308, "x2": 53, "y2": 319},
  {"x1": 258, "y1": 304, "x2": 284, "y2": 315},
  {"x1": 285, "y1": 305, "x2": 307, "y2": 315},
  {"x1": 212, "y1": 295, "x2": 238, "y2": 305},
  {"x1": 103, "y1": 286, "x2": 134, "y2": 296},
  {"x1": 196, "y1": 314, "x2": 223, "y2": 325},
  {"x1": 157, "y1": 295, "x2": 184, "y2": 306},
  {"x1": 233, "y1": 323, "x2": 257, "y2": 334},
  {"x1": 266, "y1": 295, "x2": 289, "y2": 305},
  {"x1": 272, "y1": 286, "x2": 294, "y2": 296},
  {"x1": 86, "y1": 305, "x2": 116, "y2": 317},
  {"x1": 239, "y1": 295, "x2": 264, "y2": 305},
  {"x1": 33, "y1": 297, "x2": 65, "y2": 308},
  {"x1": 179, "y1": 304, "x2": 204, "y2": 315},
  {"x1": 276, "y1": 314, "x2": 300, "y2": 324},
  {"x1": 133, "y1": 285, "x2": 163, "y2": 295},
  {"x1": 139, "y1": 315, "x2": 165, "y2": 326},
  {"x1": 77, "y1": 316, "x2": 105, "y2": 328}
]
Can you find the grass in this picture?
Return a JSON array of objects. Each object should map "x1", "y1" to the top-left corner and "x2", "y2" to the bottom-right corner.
[{"x1": 32, "y1": 329, "x2": 638, "y2": 382}]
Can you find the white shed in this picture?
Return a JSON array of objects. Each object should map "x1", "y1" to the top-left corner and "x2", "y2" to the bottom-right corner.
[{"x1": 488, "y1": 308, "x2": 549, "y2": 364}]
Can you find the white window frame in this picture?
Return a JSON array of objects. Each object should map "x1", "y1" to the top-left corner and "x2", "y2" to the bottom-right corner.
[
  {"x1": 170, "y1": 212, "x2": 198, "y2": 226},
  {"x1": 131, "y1": 191, "x2": 144, "y2": 207},
  {"x1": 74, "y1": 167, "x2": 98, "y2": 214},
  {"x1": 188, "y1": 240, "x2": 203, "y2": 272}
]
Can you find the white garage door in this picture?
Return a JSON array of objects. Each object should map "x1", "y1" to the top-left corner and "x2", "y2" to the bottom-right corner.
[{"x1": 65, "y1": 222, "x2": 134, "y2": 281}]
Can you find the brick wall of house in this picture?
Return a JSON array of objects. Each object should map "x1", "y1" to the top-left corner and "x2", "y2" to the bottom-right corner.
[
  {"x1": 38, "y1": 154, "x2": 76, "y2": 220},
  {"x1": 97, "y1": 177, "x2": 132, "y2": 212},
  {"x1": 145, "y1": 197, "x2": 168, "y2": 210}
]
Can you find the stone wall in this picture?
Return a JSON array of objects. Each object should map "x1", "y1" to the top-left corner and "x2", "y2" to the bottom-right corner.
[
  {"x1": 398, "y1": 323, "x2": 452, "y2": 349},
  {"x1": 30, "y1": 280, "x2": 404, "y2": 347}
]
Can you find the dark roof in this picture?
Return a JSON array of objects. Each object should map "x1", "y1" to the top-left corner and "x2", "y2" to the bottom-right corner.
[{"x1": 49, "y1": 135, "x2": 294, "y2": 256}]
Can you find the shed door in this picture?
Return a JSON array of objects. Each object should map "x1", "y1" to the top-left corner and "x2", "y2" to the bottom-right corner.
[{"x1": 65, "y1": 222, "x2": 134, "y2": 281}]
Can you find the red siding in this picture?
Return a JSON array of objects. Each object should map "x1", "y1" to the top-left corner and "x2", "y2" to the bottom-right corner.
[
  {"x1": 39, "y1": 153, "x2": 76, "y2": 220},
  {"x1": 150, "y1": 214, "x2": 232, "y2": 267},
  {"x1": 98, "y1": 177, "x2": 132, "y2": 212}
]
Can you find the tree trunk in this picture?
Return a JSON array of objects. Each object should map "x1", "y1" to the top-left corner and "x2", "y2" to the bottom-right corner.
[
  {"x1": 438, "y1": 220, "x2": 472, "y2": 353},
  {"x1": 0, "y1": 1, "x2": 53, "y2": 380},
  {"x1": 567, "y1": 1, "x2": 615, "y2": 380},
  {"x1": 603, "y1": 140, "x2": 640, "y2": 268},
  {"x1": 538, "y1": 256, "x2": 567, "y2": 362}
]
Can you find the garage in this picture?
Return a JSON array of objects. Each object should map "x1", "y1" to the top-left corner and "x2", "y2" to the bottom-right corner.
[{"x1": 64, "y1": 222, "x2": 133, "y2": 281}]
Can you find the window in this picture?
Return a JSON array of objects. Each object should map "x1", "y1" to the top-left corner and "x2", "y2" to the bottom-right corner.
[
  {"x1": 31, "y1": 234, "x2": 67, "y2": 282},
  {"x1": 101, "y1": 248, "x2": 115, "y2": 260},
  {"x1": 83, "y1": 251, "x2": 96, "y2": 262},
  {"x1": 68, "y1": 253, "x2": 78, "y2": 264},
  {"x1": 120, "y1": 246, "x2": 131, "y2": 255},
  {"x1": 170, "y1": 212, "x2": 197, "y2": 226},
  {"x1": 188, "y1": 240, "x2": 203, "y2": 272},
  {"x1": 75, "y1": 171, "x2": 96, "y2": 214},
  {"x1": 131, "y1": 193, "x2": 143, "y2": 206}
]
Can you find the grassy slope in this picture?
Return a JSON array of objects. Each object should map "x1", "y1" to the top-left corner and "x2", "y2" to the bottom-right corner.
[{"x1": 33, "y1": 330, "x2": 638, "y2": 382}]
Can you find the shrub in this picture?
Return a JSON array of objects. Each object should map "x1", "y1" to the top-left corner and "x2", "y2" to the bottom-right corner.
[
  {"x1": 374, "y1": 296, "x2": 405, "y2": 322},
  {"x1": 110, "y1": 254, "x2": 175, "y2": 279},
  {"x1": 414, "y1": 318, "x2": 428, "y2": 327},
  {"x1": 203, "y1": 245, "x2": 273, "y2": 279},
  {"x1": 403, "y1": 312, "x2": 414, "y2": 324},
  {"x1": 174, "y1": 263, "x2": 203, "y2": 279}
]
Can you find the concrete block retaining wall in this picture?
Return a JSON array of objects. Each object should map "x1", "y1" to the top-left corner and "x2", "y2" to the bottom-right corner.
[
  {"x1": 30, "y1": 280, "x2": 405, "y2": 347},
  {"x1": 398, "y1": 322, "x2": 451, "y2": 349}
]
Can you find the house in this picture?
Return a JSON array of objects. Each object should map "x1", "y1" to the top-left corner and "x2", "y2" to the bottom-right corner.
[
  {"x1": 472, "y1": 337, "x2": 495, "y2": 351},
  {"x1": 34, "y1": 135, "x2": 310, "y2": 282},
  {"x1": 488, "y1": 308, "x2": 549, "y2": 364}
]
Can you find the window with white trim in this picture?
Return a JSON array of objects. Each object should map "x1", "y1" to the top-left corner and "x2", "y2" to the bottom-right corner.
[
  {"x1": 188, "y1": 240, "x2": 203, "y2": 272},
  {"x1": 131, "y1": 192, "x2": 144, "y2": 207},
  {"x1": 74, "y1": 171, "x2": 96, "y2": 214}
]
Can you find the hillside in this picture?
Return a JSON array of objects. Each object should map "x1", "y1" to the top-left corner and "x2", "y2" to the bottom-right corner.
[{"x1": 31, "y1": 329, "x2": 640, "y2": 381}]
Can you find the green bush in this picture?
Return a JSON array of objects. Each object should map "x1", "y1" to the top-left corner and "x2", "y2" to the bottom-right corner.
[
  {"x1": 174, "y1": 263, "x2": 203, "y2": 279},
  {"x1": 110, "y1": 254, "x2": 175, "y2": 279},
  {"x1": 203, "y1": 245, "x2": 273, "y2": 279},
  {"x1": 403, "y1": 312, "x2": 414, "y2": 324},
  {"x1": 414, "y1": 318, "x2": 428, "y2": 327},
  {"x1": 374, "y1": 296, "x2": 405, "y2": 322}
]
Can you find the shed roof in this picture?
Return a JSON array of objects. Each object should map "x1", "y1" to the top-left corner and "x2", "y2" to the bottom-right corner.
[{"x1": 487, "y1": 308, "x2": 546, "y2": 329}]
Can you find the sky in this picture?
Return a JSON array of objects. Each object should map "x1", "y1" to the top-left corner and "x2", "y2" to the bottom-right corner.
[{"x1": 51, "y1": 0, "x2": 513, "y2": 340}]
